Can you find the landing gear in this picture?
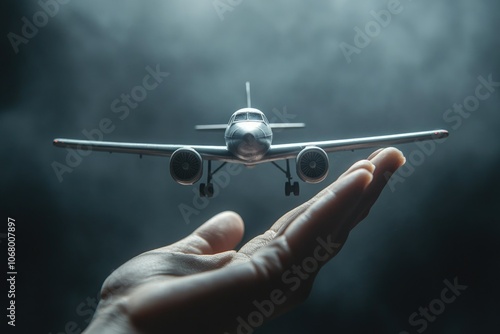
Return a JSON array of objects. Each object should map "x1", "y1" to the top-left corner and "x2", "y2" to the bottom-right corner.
[
  {"x1": 199, "y1": 160, "x2": 226, "y2": 197},
  {"x1": 272, "y1": 159, "x2": 300, "y2": 196},
  {"x1": 199, "y1": 183, "x2": 214, "y2": 198},
  {"x1": 285, "y1": 181, "x2": 300, "y2": 196}
]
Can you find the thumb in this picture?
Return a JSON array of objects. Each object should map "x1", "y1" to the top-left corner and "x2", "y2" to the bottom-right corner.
[{"x1": 167, "y1": 211, "x2": 245, "y2": 255}]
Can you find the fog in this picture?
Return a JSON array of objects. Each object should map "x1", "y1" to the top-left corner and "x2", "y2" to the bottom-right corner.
[{"x1": 2, "y1": 0, "x2": 499, "y2": 333}]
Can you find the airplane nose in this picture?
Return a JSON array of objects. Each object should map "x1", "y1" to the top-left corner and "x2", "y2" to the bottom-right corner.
[
  {"x1": 243, "y1": 133, "x2": 256, "y2": 143},
  {"x1": 226, "y1": 125, "x2": 272, "y2": 162},
  {"x1": 232, "y1": 127, "x2": 266, "y2": 140}
]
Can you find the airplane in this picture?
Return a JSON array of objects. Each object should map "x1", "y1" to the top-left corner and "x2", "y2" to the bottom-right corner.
[{"x1": 53, "y1": 82, "x2": 448, "y2": 197}]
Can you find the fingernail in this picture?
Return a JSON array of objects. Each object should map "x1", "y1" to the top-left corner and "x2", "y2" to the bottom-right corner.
[{"x1": 368, "y1": 148, "x2": 385, "y2": 160}]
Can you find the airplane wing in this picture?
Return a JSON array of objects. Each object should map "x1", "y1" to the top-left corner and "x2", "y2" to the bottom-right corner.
[
  {"x1": 263, "y1": 129, "x2": 449, "y2": 162},
  {"x1": 52, "y1": 138, "x2": 233, "y2": 161},
  {"x1": 54, "y1": 129, "x2": 448, "y2": 164}
]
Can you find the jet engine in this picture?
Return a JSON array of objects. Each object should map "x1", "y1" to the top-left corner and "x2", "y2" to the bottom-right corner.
[
  {"x1": 296, "y1": 146, "x2": 329, "y2": 183},
  {"x1": 169, "y1": 148, "x2": 203, "y2": 185}
]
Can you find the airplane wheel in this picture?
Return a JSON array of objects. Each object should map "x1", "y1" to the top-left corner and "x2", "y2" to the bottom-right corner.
[
  {"x1": 292, "y1": 182, "x2": 300, "y2": 196},
  {"x1": 199, "y1": 183, "x2": 206, "y2": 197},
  {"x1": 285, "y1": 182, "x2": 291, "y2": 197},
  {"x1": 206, "y1": 183, "x2": 214, "y2": 198}
]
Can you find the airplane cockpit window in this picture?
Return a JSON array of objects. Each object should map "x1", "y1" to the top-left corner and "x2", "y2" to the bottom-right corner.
[
  {"x1": 234, "y1": 113, "x2": 247, "y2": 122},
  {"x1": 233, "y1": 112, "x2": 265, "y2": 122},
  {"x1": 247, "y1": 113, "x2": 263, "y2": 121}
]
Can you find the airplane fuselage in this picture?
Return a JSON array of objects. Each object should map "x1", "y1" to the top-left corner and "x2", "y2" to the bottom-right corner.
[{"x1": 225, "y1": 108, "x2": 273, "y2": 162}]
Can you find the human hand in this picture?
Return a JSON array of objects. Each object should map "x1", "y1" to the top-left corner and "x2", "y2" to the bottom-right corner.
[{"x1": 84, "y1": 147, "x2": 405, "y2": 334}]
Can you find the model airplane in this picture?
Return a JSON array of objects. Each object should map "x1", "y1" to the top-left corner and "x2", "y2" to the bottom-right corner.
[{"x1": 54, "y1": 82, "x2": 448, "y2": 197}]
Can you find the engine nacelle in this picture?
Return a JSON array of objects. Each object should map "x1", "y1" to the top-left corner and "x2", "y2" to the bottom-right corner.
[
  {"x1": 169, "y1": 148, "x2": 203, "y2": 185},
  {"x1": 296, "y1": 146, "x2": 329, "y2": 183}
]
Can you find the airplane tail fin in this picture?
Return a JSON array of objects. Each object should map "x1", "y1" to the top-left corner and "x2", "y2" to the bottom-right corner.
[
  {"x1": 195, "y1": 82, "x2": 306, "y2": 131},
  {"x1": 246, "y1": 81, "x2": 251, "y2": 108},
  {"x1": 195, "y1": 82, "x2": 251, "y2": 131}
]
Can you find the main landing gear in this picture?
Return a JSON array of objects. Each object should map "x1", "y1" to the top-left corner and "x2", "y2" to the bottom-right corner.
[
  {"x1": 199, "y1": 160, "x2": 227, "y2": 197},
  {"x1": 272, "y1": 159, "x2": 300, "y2": 196}
]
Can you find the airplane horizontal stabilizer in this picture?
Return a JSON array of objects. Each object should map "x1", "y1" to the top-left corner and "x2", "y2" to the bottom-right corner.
[
  {"x1": 269, "y1": 123, "x2": 306, "y2": 129},
  {"x1": 195, "y1": 123, "x2": 306, "y2": 131},
  {"x1": 195, "y1": 124, "x2": 228, "y2": 131}
]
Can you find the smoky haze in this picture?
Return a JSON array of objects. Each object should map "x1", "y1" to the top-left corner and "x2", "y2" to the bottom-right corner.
[{"x1": 1, "y1": 0, "x2": 499, "y2": 333}]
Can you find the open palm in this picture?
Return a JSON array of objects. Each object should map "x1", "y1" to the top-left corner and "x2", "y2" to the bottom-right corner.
[{"x1": 84, "y1": 148, "x2": 405, "y2": 334}]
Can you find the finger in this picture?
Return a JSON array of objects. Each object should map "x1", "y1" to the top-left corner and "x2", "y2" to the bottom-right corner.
[
  {"x1": 280, "y1": 148, "x2": 405, "y2": 239},
  {"x1": 346, "y1": 147, "x2": 406, "y2": 230},
  {"x1": 338, "y1": 159, "x2": 377, "y2": 180},
  {"x1": 275, "y1": 159, "x2": 376, "y2": 229},
  {"x1": 274, "y1": 159, "x2": 376, "y2": 234},
  {"x1": 282, "y1": 168, "x2": 374, "y2": 260},
  {"x1": 237, "y1": 159, "x2": 376, "y2": 258},
  {"x1": 166, "y1": 211, "x2": 244, "y2": 255}
]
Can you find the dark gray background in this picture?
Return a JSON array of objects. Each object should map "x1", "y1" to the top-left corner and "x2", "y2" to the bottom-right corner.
[{"x1": 2, "y1": 0, "x2": 499, "y2": 333}]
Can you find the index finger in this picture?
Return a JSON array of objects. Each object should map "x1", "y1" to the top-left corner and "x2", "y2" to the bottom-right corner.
[{"x1": 280, "y1": 147, "x2": 406, "y2": 263}]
